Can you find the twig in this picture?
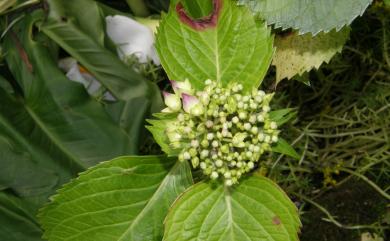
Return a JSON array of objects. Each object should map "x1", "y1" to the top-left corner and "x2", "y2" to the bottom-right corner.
[
  {"x1": 340, "y1": 168, "x2": 390, "y2": 200},
  {"x1": 293, "y1": 192, "x2": 390, "y2": 230}
]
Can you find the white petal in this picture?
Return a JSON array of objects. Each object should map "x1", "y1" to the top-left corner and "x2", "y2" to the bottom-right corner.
[
  {"x1": 58, "y1": 57, "x2": 77, "y2": 72},
  {"x1": 105, "y1": 15, "x2": 160, "y2": 65},
  {"x1": 65, "y1": 62, "x2": 91, "y2": 88},
  {"x1": 59, "y1": 58, "x2": 116, "y2": 101}
]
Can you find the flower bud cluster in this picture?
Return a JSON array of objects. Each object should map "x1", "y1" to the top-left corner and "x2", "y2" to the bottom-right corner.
[{"x1": 163, "y1": 80, "x2": 279, "y2": 186}]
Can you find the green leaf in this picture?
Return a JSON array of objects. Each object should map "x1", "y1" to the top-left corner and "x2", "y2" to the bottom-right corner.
[
  {"x1": 156, "y1": 0, "x2": 273, "y2": 92},
  {"x1": 3, "y1": 11, "x2": 136, "y2": 167},
  {"x1": 0, "y1": 110, "x2": 72, "y2": 199},
  {"x1": 0, "y1": 0, "x2": 16, "y2": 14},
  {"x1": 39, "y1": 156, "x2": 193, "y2": 241},
  {"x1": 45, "y1": 0, "x2": 105, "y2": 46},
  {"x1": 269, "y1": 108, "x2": 297, "y2": 126},
  {"x1": 41, "y1": 0, "x2": 156, "y2": 101},
  {"x1": 272, "y1": 138, "x2": 300, "y2": 160},
  {"x1": 238, "y1": 0, "x2": 372, "y2": 34},
  {"x1": 146, "y1": 113, "x2": 181, "y2": 156},
  {"x1": 181, "y1": 0, "x2": 213, "y2": 18},
  {"x1": 0, "y1": 192, "x2": 43, "y2": 241},
  {"x1": 163, "y1": 175, "x2": 301, "y2": 241},
  {"x1": 42, "y1": 0, "x2": 164, "y2": 149},
  {"x1": 273, "y1": 28, "x2": 350, "y2": 83}
]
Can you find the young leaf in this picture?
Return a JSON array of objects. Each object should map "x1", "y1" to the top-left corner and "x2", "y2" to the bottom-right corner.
[
  {"x1": 156, "y1": 0, "x2": 273, "y2": 92},
  {"x1": 273, "y1": 28, "x2": 350, "y2": 83},
  {"x1": 39, "y1": 156, "x2": 193, "y2": 241},
  {"x1": 238, "y1": 0, "x2": 372, "y2": 34},
  {"x1": 146, "y1": 116, "x2": 181, "y2": 156},
  {"x1": 272, "y1": 138, "x2": 300, "y2": 160},
  {"x1": 163, "y1": 176, "x2": 301, "y2": 241},
  {"x1": 269, "y1": 108, "x2": 297, "y2": 126}
]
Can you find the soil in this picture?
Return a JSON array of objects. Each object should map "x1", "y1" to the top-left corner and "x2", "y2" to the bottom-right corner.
[{"x1": 300, "y1": 179, "x2": 388, "y2": 241}]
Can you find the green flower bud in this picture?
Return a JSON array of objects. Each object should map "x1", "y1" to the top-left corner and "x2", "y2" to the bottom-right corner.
[
  {"x1": 215, "y1": 159, "x2": 223, "y2": 167},
  {"x1": 183, "y1": 152, "x2": 191, "y2": 160},
  {"x1": 189, "y1": 148, "x2": 197, "y2": 157},
  {"x1": 225, "y1": 179, "x2": 233, "y2": 186},
  {"x1": 212, "y1": 140, "x2": 219, "y2": 148},
  {"x1": 201, "y1": 139, "x2": 209, "y2": 148},
  {"x1": 192, "y1": 157, "x2": 200, "y2": 168},
  {"x1": 211, "y1": 171, "x2": 219, "y2": 179},
  {"x1": 238, "y1": 111, "x2": 247, "y2": 120},
  {"x1": 160, "y1": 80, "x2": 282, "y2": 186},
  {"x1": 163, "y1": 91, "x2": 182, "y2": 112},
  {"x1": 207, "y1": 133, "x2": 214, "y2": 140},
  {"x1": 270, "y1": 121, "x2": 278, "y2": 129},
  {"x1": 244, "y1": 123, "x2": 251, "y2": 130}
]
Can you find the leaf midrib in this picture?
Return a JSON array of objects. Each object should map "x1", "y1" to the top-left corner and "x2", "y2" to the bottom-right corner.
[
  {"x1": 117, "y1": 160, "x2": 184, "y2": 241},
  {"x1": 24, "y1": 105, "x2": 86, "y2": 170},
  {"x1": 223, "y1": 186, "x2": 235, "y2": 241}
]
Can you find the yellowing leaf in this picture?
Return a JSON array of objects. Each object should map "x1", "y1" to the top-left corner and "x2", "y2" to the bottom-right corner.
[
  {"x1": 361, "y1": 232, "x2": 384, "y2": 241},
  {"x1": 273, "y1": 28, "x2": 350, "y2": 83}
]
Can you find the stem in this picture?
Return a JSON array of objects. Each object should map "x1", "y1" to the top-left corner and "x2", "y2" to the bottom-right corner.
[
  {"x1": 339, "y1": 168, "x2": 390, "y2": 200},
  {"x1": 381, "y1": 18, "x2": 390, "y2": 70},
  {"x1": 293, "y1": 192, "x2": 389, "y2": 230},
  {"x1": 126, "y1": 0, "x2": 150, "y2": 17}
]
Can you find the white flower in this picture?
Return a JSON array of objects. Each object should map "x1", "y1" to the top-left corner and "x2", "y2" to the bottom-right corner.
[
  {"x1": 105, "y1": 15, "x2": 160, "y2": 65},
  {"x1": 58, "y1": 57, "x2": 115, "y2": 101}
]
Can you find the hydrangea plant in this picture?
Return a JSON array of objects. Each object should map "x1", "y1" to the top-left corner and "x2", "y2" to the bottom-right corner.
[
  {"x1": 0, "y1": 0, "x2": 378, "y2": 241},
  {"x1": 36, "y1": 0, "x2": 372, "y2": 240}
]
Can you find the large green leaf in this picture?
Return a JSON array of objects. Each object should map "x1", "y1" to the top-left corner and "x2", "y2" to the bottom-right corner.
[
  {"x1": 0, "y1": 98, "x2": 73, "y2": 201},
  {"x1": 45, "y1": 0, "x2": 105, "y2": 46},
  {"x1": 163, "y1": 175, "x2": 301, "y2": 241},
  {"x1": 3, "y1": 11, "x2": 135, "y2": 167},
  {"x1": 0, "y1": 192, "x2": 43, "y2": 241},
  {"x1": 273, "y1": 28, "x2": 350, "y2": 83},
  {"x1": 156, "y1": 0, "x2": 273, "y2": 92},
  {"x1": 41, "y1": 0, "x2": 158, "y2": 102},
  {"x1": 181, "y1": 0, "x2": 213, "y2": 18},
  {"x1": 0, "y1": 11, "x2": 148, "y2": 240},
  {"x1": 39, "y1": 156, "x2": 193, "y2": 241},
  {"x1": 238, "y1": 0, "x2": 372, "y2": 34},
  {"x1": 42, "y1": 0, "x2": 164, "y2": 150}
]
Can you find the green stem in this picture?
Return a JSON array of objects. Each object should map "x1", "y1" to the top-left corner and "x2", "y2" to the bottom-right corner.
[
  {"x1": 293, "y1": 192, "x2": 389, "y2": 230},
  {"x1": 339, "y1": 168, "x2": 390, "y2": 200},
  {"x1": 126, "y1": 0, "x2": 150, "y2": 17}
]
